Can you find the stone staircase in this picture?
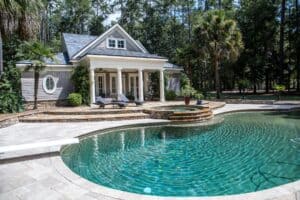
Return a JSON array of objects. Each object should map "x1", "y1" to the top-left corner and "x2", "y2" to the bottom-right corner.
[
  {"x1": 19, "y1": 109, "x2": 150, "y2": 123},
  {"x1": 168, "y1": 107, "x2": 213, "y2": 122}
]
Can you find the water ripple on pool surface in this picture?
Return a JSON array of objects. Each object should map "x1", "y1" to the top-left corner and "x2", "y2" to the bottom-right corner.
[{"x1": 61, "y1": 111, "x2": 300, "y2": 196}]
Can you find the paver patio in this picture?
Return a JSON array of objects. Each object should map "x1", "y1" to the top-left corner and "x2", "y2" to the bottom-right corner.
[{"x1": 1, "y1": 103, "x2": 300, "y2": 200}]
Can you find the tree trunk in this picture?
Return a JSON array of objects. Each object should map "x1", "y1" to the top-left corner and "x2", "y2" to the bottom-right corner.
[
  {"x1": 296, "y1": 0, "x2": 300, "y2": 91},
  {"x1": 214, "y1": 60, "x2": 221, "y2": 99},
  {"x1": 218, "y1": 0, "x2": 222, "y2": 9},
  {"x1": 33, "y1": 70, "x2": 39, "y2": 109},
  {"x1": 279, "y1": 0, "x2": 286, "y2": 84},
  {"x1": 0, "y1": 32, "x2": 3, "y2": 75},
  {"x1": 265, "y1": 71, "x2": 269, "y2": 93}
]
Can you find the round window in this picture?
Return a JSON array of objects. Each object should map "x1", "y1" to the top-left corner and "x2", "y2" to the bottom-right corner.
[{"x1": 43, "y1": 75, "x2": 57, "y2": 94}]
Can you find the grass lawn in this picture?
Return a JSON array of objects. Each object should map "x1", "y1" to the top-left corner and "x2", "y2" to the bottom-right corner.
[{"x1": 207, "y1": 92, "x2": 300, "y2": 101}]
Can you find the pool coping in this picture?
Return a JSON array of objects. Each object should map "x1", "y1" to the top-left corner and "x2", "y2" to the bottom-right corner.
[{"x1": 54, "y1": 105, "x2": 300, "y2": 200}]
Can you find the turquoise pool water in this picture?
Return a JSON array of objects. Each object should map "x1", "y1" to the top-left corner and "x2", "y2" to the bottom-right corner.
[{"x1": 61, "y1": 111, "x2": 300, "y2": 197}]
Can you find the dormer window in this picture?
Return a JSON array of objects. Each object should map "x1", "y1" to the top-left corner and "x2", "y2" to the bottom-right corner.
[
  {"x1": 108, "y1": 39, "x2": 116, "y2": 48},
  {"x1": 107, "y1": 38, "x2": 126, "y2": 49},
  {"x1": 117, "y1": 40, "x2": 125, "y2": 48}
]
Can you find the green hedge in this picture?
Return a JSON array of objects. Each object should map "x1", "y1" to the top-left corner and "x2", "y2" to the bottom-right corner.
[
  {"x1": 68, "y1": 93, "x2": 82, "y2": 106},
  {"x1": 0, "y1": 92, "x2": 24, "y2": 113},
  {"x1": 166, "y1": 90, "x2": 177, "y2": 100},
  {"x1": 71, "y1": 65, "x2": 90, "y2": 105}
]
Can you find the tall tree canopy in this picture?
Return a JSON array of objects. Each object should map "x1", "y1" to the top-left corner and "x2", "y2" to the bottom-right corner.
[{"x1": 1, "y1": 0, "x2": 300, "y2": 98}]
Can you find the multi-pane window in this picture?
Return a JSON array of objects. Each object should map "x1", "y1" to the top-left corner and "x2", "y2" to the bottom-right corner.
[
  {"x1": 118, "y1": 40, "x2": 125, "y2": 49},
  {"x1": 111, "y1": 76, "x2": 116, "y2": 94},
  {"x1": 107, "y1": 38, "x2": 126, "y2": 49},
  {"x1": 108, "y1": 39, "x2": 116, "y2": 48},
  {"x1": 98, "y1": 76, "x2": 104, "y2": 95}
]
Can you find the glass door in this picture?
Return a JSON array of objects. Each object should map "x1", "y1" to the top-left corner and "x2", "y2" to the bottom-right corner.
[
  {"x1": 96, "y1": 73, "x2": 106, "y2": 97},
  {"x1": 129, "y1": 74, "x2": 138, "y2": 100}
]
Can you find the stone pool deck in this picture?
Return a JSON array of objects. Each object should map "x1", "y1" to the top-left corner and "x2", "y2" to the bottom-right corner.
[{"x1": 1, "y1": 103, "x2": 300, "y2": 200}]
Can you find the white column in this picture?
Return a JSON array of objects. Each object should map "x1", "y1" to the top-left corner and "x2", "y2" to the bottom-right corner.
[
  {"x1": 160, "y1": 69, "x2": 165, "y2": 102},
  {"x1": 117, "y1": 68, "x2": 122, "y2": 100},
  {"x1": 144, "y1": 71, "x2": 148, "y2": 96},
  {"x1": 89, "y1": 68, "x2": 95, "y2": 106},
  {"x1": 138, "y1": 68, "x2": 144, "y2": 102}
]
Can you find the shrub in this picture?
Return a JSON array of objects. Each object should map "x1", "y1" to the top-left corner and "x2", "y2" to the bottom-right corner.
[
  {"x1": 194, "y1": 92, "x2": 204, "y2": 100},
  {"x1": 0, "y1": 92, "x2": 24, "y2": 113},
  {"x1": 181, "y1": 85, "x2": 196, "y2": 97},
  {"x1": 166, "y1": 90, "x2": 177, "y2": 100},
  {"x1": 274, "y1": 84, "x2": 286, "y2": 100},
  {"x1": 0, "y1": 63, "x2": 23, "y2": 113},
  {"x1": 237, "y1": 79, "x2": 250, "y2": 94},
  {"x1": 68, "y1": 93, "x2": 82, "y2": 106},
  {"x1": 71, "y1": 65, "x2": 90, "y2": 105}
]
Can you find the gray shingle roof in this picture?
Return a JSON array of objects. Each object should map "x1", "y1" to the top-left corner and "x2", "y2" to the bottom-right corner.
[
  {"x1": 16, "y1": 53, "x2": 69, "y2": 65},
  {"x1": 63, "y1": 33, "x2": 97, "y2": 59},
  {"x1": 88, "y1": 48, "x2": 166, "y2": 59},
  {"x1": 164, "y1": 62, "x2": 183, "y2": 70}
]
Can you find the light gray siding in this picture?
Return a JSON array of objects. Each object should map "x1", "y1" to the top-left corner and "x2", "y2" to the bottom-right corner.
[
  {"x1": 96, "y1": 30, "x2": 142, "y2": 52},
  {"x1": 21, "y1": 71, "x2": 74, "y2": 101}
]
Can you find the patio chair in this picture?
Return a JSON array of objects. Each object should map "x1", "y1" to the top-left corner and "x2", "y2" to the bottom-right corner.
[
  {"x1": 118, "y1": 94, "x2": 144, "y2": 106},
  {"x1": 96, "y1": 96, "x2": 127, "y2": 109}
]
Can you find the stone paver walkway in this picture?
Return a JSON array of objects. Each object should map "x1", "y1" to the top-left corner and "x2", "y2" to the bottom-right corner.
[{"x1": 213, "y1": 103, "x2": 300, "y2": 115}]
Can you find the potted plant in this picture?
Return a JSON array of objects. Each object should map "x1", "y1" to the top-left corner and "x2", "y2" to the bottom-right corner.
[
  {"x1": 181, "y1": 85, "x2": 195, "y2": 105},
  {"x1": 194, "y1": 92, "x2": 204, "y2": 105},
  {"x1": 274, "y1": 84, "x2": 286, "y2": 101}
]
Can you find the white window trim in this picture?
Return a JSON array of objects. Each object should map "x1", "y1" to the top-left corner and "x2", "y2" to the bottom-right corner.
[
  {"x1": 106, "y1": 38, "x2": 126, "y2": 50},
  {"x1": 43, "y1": 75, "x2": 57, "y2": 94},
  {"x1": 95, "y1": 73, "x2": 106, "y2": 96},
  {"x1": 110, "y1": 73, "x2": 117, "y2": 95}
]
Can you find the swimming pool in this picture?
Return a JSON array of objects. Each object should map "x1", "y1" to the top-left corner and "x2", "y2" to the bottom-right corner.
[{"x1": 61, "y1": 111, "x2": 300, "y2": 197}]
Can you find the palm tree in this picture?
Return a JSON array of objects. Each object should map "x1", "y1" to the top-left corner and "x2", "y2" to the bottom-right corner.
[
  {"x1": 17, "y1": 41, "x2": 53, "y2": 109},
  {"x1": 0, "y1": 0, "x2": 43, "y2": 71},
  {"x1": 194, "y1": 10, "x2": 243, "y2": 99}
]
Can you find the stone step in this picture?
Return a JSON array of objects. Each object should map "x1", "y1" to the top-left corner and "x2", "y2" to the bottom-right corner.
[
  {"x1": 172, "y1": 108, "x2": 211, "y2": 116},
  {"x1": 171, "y1": 115, "x2": 214, "y2": 123},
  {"x1": 168, "y1": 112, "x2": 213, "y2": 120},
  {"x1": 44, "y1": 109, "x2": 143, "y2": 115},
  {"x1": 19, "y1": 113, "x2": 150, "y2": 123}
]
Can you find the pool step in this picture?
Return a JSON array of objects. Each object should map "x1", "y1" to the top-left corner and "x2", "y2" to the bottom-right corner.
[{"x1": 19, "y1": 112, "x2": 150, "y2": 123}]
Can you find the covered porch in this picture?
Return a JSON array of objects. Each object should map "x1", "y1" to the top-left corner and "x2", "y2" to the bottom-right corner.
[{"x1": 87, "y1": 55, "x2": 168, "y2": 106}]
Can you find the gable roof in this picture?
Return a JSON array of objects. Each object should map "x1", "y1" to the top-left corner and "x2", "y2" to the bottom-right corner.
[
  {"x1": 63, "y1": 33, "x2": 97, "y2": 59},
  {"x1": 71, "y1": 24, "x2": 148, "y2": 60}
]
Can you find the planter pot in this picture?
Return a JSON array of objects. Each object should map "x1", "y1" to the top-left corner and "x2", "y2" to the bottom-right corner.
[
  {"x1": 196, "y1": 100, "x2": 202, "y2": 105},
  {"x1": 184, "y1": 97, "x2": 190, "y2": 105}
]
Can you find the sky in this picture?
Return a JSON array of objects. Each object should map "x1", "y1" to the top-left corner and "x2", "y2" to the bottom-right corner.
[{"x1": 103, "y1": 11, "x2": 121, "y2": 26}]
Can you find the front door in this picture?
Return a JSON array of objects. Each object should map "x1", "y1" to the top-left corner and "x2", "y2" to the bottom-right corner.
[{"x1": 129, "y1": 74, "x2": 139, "y2": 100}]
